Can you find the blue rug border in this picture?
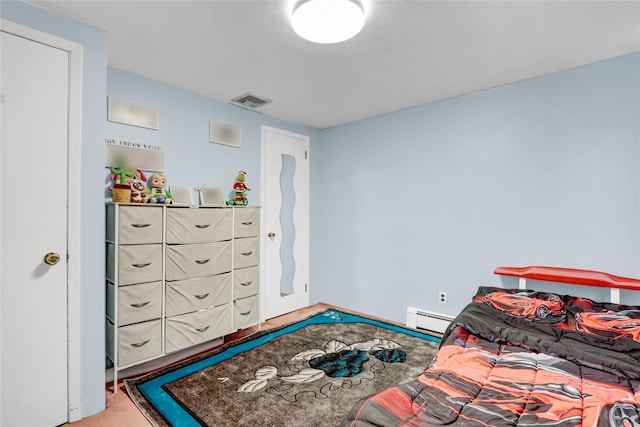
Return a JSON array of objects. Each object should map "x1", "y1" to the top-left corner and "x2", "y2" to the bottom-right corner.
[{"x1": 129, "y1": 309, "x2": 441, "y2": 427}]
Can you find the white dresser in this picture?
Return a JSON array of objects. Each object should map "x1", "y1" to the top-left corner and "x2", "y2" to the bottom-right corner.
[
  {"x1": 106, "y1": 203, "x2": 260, "y2": 385},
  {"x1": 232, "y1": 208, "x2": 261, "y2": 329}
]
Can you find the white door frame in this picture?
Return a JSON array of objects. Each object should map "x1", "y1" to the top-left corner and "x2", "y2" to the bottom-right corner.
[
  {"x1": 1, "y1": 19, "x2": 83, "y2": 422},
  {"x1": 260, "y1": 126, "x2": 310, "y2": 320}
]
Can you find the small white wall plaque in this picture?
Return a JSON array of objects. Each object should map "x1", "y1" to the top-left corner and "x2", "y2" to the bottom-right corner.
[
  {"x1": 108, "y1": 96, "x2": 159, "y2": 130},
  {"x1": 105, "y1": 139, "x2": 164, "y2": 172},
  {"x1": 210, "y1": 120, "x2": 241, "y2": 147}
]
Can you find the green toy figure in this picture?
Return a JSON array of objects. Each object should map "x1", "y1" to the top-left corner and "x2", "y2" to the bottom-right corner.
[
  {"x1": 109, "y1": 165, "x2": 138, "y2": 186},
  {"x1": 226, "y1": 170, "x2": 250, "y2": 206}
]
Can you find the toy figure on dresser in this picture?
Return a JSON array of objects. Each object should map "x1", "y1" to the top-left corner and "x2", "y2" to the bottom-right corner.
[
  {"x1": 226, "y1": 170, "x2": 250, "y2": 206},
  {"x1": 108, "y1": 166, "x2": 149, "y2": 203},
  {"x1": 147, "y1": 173, "x2": 173, "y2": 204},
  {"x1": 109, "y1": 166, "x2": 134, "y2": 203},
  {"x1": 130, "y1": 179, "x2": 150, "y2": 203},
  {"x1": 109, "y1": 165, "x2": 139, "y2": 187}
]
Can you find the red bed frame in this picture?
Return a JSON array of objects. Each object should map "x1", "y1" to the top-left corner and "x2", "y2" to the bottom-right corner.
[{"x1": 494, "y1": 265, "x2": 640, "y2": 304}]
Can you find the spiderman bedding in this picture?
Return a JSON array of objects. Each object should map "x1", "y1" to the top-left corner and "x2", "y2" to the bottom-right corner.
[{"x1": 341, "y1": 287, "x2": 640, "y2": 426}]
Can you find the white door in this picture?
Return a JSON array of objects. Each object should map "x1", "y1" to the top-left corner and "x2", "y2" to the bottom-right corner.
[
  {"x1": 1, "y1": 31, "x2": 70, "y2": 426},
  {"x1": 262, "y1": 126, "x2": 310, "y2": 319}
]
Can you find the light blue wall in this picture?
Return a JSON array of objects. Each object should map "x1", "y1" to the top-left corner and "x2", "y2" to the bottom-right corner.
[
  {"x1": 107, "y1": 68, "x2": 320, "y2": 202},
  {"x1": 1, "y1": 0, "x2": 108, "y2": 417},
  {"x1": 311, "y1": 53, "x2": 640, "y2": 322}
]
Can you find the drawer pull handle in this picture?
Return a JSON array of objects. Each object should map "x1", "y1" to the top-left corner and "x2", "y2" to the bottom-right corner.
[
  {"x1": 130, "y1": 339, "x2": 150, "y2": 348},
  {"x1": 241, "y1": 251, "x2": 253, "y2": 256},
  {"x1": 239, "y1": 310, "x2": 252, "y2": 316},
  {"x1": 132, "y1": 262, "x2": 152, "y2": 268},
  {"x1": 195, "y1": 224, "x2": 210, "y2": 229},
  {"x1": 241, "y1": 221, "x2": 253, "y2": 225},
  {"x1": 240, "y1": 281, "x2": 253, "y2": 287},
  {"x1": 195, "y1": 325, "x2": 210, "y2": 333},
  {"x1": 194, "y1": 293, "x2": 210, "y2": 299},
  {"x1": 195, "y1": 259, "x2": 210, "y2": 265},
  {"x1": 130, "y1": 301, "x2": 151, "y2": 308},
  {"x1": 131, "y1": 223, "x2": 151, "y2": 228}
]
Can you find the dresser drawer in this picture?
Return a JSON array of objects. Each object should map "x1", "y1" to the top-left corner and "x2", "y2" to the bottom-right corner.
[
  {"x1": 165, "y1": 273, "x2": 232, "y2": 317},
  {"x1": 234, "y1": 208, "x2": 260, "y2": 238},
  {"x1": 107, "y1": 243, "x2": 163, "y2": 285},
  {"x1": 233, "y1": 266, "x2": 259, "y2": 299},
  {"x1": 106, "y1": 281, "x2": 162, "y2": 326},
  {"x1": 166, "y1": 208, "x2": 232, "y2": 244},
  {"x1": 165, "y1": 241, "x2": 232, "y2": 281},
  {"x1": 107, "y1": 319, "x2": 162, "y2": 367},
  {"x1": 234, "y1": 237, "x2": 259, "y2": 269},
  {"x1": 107, "y1": 204, "x2": 163, "y2": 244},
  {"x1": 233, "y1": 294, "x2": 259, "y2": 330},
  {"x1": 165, "y1": 304, "x2": 232, "y2": 353}
]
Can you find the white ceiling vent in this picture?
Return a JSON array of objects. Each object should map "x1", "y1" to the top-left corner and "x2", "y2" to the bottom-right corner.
[{"x1": 230, "y1": 93, "x2": 273, "y2": 109}]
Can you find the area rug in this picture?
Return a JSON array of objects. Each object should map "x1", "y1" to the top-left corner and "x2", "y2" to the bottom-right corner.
[{"x1": 125, "y1": 309, "x2": 441, "y2": 427}]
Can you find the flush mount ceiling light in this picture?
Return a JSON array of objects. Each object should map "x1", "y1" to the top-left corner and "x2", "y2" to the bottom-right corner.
[{"x1": 291, "y1": 0, "x2": 365, "y2": 44}]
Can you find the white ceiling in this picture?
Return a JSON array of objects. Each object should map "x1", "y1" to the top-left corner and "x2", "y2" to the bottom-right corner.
[{"x1": 26, "y1": 1, "x2": 640, "y2": 129}]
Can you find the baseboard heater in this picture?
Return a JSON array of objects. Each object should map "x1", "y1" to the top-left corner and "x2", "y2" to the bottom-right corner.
[{"x1": 406, "y1": 307, "x2": 455, "y2": 334}]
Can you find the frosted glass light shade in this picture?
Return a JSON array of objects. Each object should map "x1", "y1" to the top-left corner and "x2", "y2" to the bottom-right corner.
[{"x1": 291, "y1": 0, "x2": 365, "y2": 44}]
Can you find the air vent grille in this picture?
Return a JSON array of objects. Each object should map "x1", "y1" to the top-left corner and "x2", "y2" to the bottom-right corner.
[{"x1": 230, "y1": 93, "x2": 272, "y2": 109}]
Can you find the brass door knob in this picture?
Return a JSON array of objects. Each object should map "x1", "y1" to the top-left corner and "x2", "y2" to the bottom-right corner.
[
  {"x1": 267, "y1": 232, "x2": 276, "y2": 238},
  {"x1": 44, "y1": 252, "x2": 61, "y2": 266}
]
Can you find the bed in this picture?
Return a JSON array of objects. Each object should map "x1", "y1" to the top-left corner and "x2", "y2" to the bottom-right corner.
[{"x1": 341, "y1": 266, "x2": 640, "y2": 426}]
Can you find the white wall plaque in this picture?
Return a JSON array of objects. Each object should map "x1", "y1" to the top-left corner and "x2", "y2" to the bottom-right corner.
[
  {"x1": 210, "y1": 120, "x2": 241, "y2": 147},
  {"x1": 105, "y1": 139, "x2": 164, "y2": 172},
  {"x1": 107, "y1": 96, "x2": 159, "y2": 130}
]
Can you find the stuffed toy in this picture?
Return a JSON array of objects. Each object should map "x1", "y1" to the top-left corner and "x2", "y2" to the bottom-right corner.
[
  {"x1": 147, "y1": 173, "x2": 173, "y2": 204},
  {"x1": 130, "y1": 179, "x2": 150, "y2": 203},
  {"x1": 227, "y1": 170, "x2": 250, "y2": 206},
  {"x1": 109, "y1": 166, "x2": 146, "y2": 187},
  {"x1": 107, "y1": 167, "x2": 149, "y2": 203},
  {"x1": 108, "y1": 167, "x2": 146, "y2": 191}
]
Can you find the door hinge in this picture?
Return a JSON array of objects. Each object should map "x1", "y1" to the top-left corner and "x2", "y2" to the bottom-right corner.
[
  {"x1": 305, "y1": 283, "x2": 308, "y2": 292},
  {"x1": 305, "y1": 150, "x2": 308, "y2": 160}
]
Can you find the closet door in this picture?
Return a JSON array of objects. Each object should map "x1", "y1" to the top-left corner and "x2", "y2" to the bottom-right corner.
[
  {"x1": 0, "y1": 31, "x2": 70, "y2": 426},
  {"x1": 262, "y1": 126, "x2": 310, "y2": 319}
]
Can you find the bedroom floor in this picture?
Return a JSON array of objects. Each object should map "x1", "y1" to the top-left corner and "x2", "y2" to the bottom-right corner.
[{"x1": 68, "y1": 303, "x2": 338, "y2": 426}]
